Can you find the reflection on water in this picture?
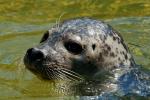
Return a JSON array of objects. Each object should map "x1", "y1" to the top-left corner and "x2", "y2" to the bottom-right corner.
[{"x1": 0, "y1": 0, "x2": 150, "y2": 100}]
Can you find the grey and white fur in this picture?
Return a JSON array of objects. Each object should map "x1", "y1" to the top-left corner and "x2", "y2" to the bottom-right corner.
[
  {"x1": 24, "y1": 18, "x2": 136, "y2": 80},
  {"x1": 24, "y1": 18, "x2": 150, "y2": 97}
]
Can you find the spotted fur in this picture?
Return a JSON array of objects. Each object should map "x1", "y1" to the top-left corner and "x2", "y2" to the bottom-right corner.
[{"x1": 24, "y1": 17, "x2": 135, "y2": 79}]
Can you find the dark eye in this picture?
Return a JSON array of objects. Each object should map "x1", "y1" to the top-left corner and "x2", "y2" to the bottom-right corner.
[
  {"x1": 40, "y1": 31, "x2": 49, "y2": 43},
  {"x1": 64, "y1": 41, "x2": 83, "y2": 55}
]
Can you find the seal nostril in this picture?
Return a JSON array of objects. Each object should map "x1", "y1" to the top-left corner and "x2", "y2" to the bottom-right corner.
[
  {"x1": 26, "y1": 48, "x2": 44, "y2": 62},
  {"x1": 27, "y1": 48, "x2": 33, "y2": 56},
  {"x1": 92, "y1": 44, "x2": 96, "y2": 50}
]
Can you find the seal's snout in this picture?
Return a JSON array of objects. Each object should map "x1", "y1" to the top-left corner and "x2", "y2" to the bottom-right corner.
[{"x1": 26, "y1": 48, "x2": 45, "y2": 62}]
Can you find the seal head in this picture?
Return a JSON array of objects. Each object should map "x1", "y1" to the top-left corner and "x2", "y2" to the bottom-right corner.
[{"x1": 24, "y1": 18, "x2": 135, "y2": 80}]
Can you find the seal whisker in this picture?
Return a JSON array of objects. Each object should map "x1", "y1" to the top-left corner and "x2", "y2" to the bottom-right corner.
[
  {"x1": 58, "y1": 68, "x2": 83, "y2": 81},
  {"x1": 56, "y1": 69, "x2": 78, "y2": 81},
  {"x1": 60, "y1": 68, "x2": 83, "y2": 78},
  {"x1": 53, "y1": 68, "x2": 73, "y2": 80},
  {"x1": 45, "y1": 67, "x2": 56, "y2": 79},
  {"x1": 43, "y1": 64, "x2": 62, "y2": 80},
  {"x1": 44, "y1": 67, "x2": 53, "y2": 79},
  {"x1": 50, "y1": 69, "x2": 58, "y2": 79},
  {"x1": 61, "y1": 70, "x2": 83, "y2": 81},
  {"x1": 52, "y1": 67, "x2": 67, "y2": 80},
  {"x1": 56, "y1": 12, "x2": 66, "y2": 31},
  {"x1": 53, "y1": 70, "x2": 66, "y2": 80}
]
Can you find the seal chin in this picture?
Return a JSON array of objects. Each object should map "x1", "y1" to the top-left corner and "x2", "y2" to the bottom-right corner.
[
  {"x1": 24, "y1": 54, "x2": 36, "y2": 70},
  {"x1": 24, "y1": 63, "x2": 51, "y2": 80},
  {"x1": 24, "y1": 54, "x2": 45, "y2": 77}
]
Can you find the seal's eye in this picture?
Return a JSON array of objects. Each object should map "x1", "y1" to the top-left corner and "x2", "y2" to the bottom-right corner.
[
  {"x1": 40, "y1": 31, "x2": 49, "y2": 43},
  {"x1": 64, "y1": 41, "x2": 83, "y2": 55}
]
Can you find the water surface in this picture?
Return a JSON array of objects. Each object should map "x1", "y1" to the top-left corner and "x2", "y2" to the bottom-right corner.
[{"x1": 0, "y1": 0, "x2": 150, "y2": 100}]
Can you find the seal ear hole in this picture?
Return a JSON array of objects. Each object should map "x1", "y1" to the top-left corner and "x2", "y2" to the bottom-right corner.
[
  {"x1": 92, "y1": 44, "x2": 96, "y2": 50},
  {"x1": 64, "y1": 41, "x2": 83, "y2": 55},
  {"x1": 40, "y1": 31, "x2": 49, "y2": 43}
]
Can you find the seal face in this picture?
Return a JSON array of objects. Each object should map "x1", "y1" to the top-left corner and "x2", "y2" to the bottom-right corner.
[{"x1": 24, "y1": 18, "x2": 135, "y2": 80}]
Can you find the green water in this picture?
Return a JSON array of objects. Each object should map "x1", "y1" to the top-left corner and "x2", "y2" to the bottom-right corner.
[{"x1": 0, "y1": 0, "x2": 150, "y2": 99}]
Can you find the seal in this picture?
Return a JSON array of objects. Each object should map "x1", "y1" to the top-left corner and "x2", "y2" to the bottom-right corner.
[
  {"x1": 24, "y1": 18, "x2": 150, "y2": 96},
  {"x1": 24, "y1": 17, "x2": 136, "y2": 80}
]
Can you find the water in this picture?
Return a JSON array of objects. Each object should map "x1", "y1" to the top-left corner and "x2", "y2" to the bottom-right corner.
[{"x1": 0, "y1": 0, "x2": 150, "y2": 100}]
